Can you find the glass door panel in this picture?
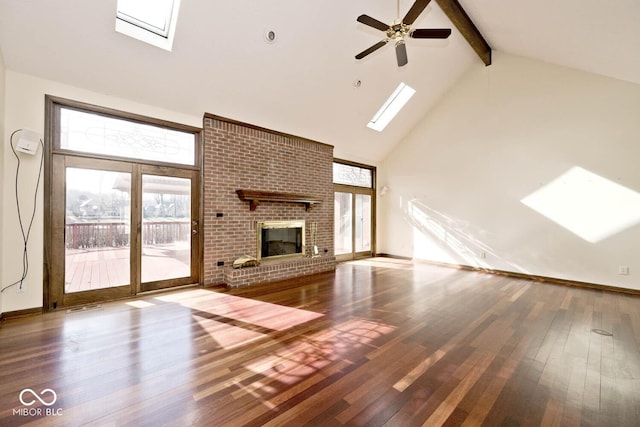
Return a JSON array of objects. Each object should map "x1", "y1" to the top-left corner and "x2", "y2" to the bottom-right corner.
[
  {"x1": 355, "y1": 194, "x2": 372, "y2": 252},
  {"x1": 334, "y1": 192, "x2": 353, "y2": 255},
  {"x1": 65, "y1": 168, "x2": 131, "y2": 293},
  {"x1": 141, "y1": 174, "x2": 192, "y2": 283}
]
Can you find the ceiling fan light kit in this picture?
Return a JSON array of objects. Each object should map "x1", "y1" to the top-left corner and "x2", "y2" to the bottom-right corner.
[{"x1": 355, "y1": 0, "x2": 451, "y2": 67}]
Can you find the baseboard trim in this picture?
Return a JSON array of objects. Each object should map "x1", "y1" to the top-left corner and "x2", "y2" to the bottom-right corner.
[
  {"x1": 375, "y1": 253, "x2": 640, "y2": 296},
  {"x1": 0, "y1": 306, "x2": 43, "y2": 320}
]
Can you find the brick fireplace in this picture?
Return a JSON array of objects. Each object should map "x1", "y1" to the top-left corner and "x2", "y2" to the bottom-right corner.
[{"x1": 202, "y1": 114, "x2": 336, "y2": 287}]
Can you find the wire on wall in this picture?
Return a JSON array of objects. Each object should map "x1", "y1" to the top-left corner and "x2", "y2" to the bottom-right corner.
[{"x1": 0, "y1": 129, "x2": 45, "y2": 293}]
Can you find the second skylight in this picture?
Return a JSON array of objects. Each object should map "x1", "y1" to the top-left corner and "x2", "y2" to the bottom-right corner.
[{"x1": 367, "y1": 82, "x2": 416, "y2": 132}]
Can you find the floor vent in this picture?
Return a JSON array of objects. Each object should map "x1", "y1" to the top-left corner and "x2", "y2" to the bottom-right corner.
[
  {"x1": 66, "y1": 304, "x2": 102, "y2": 314},
  {"x1": 591, "y1": 328, "x2": 613, "y2": 336}
]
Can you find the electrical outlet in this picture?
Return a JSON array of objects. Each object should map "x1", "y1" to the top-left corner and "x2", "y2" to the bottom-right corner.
[
  {"x1": 618, "y1": 265, "x2": 630, "y2": 275},
  {"x1": 480, "y1": 251, "x2": 487, "y2": 259},
  {"x1": 16, "y1": 286, "x2": 25, "y2": 293}
]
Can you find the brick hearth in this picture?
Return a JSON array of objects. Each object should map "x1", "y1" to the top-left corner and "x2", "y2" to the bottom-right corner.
[
  {"x1": 202, "y1": 114, "x2": 336, "y2": 287},
  {"x1": 224, "y1": 256, "x2": 336, "y2": 287}
]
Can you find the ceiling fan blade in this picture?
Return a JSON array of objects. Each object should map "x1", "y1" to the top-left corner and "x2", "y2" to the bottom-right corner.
[
  {"x1": 357, "y1": 14, "x2": 390, "y2": 32},
  {"x1": 403, "y1": 0, "x2": 432, "y2": 26},
  {"x1": 355, "y1": 40, "x2": 389, "y2": 60},
  {"x1": 395, "y1": 40, "x2": 408, "y2": 67},
  {"x1": 411, "y1": 28, "x2": 452, "y2": 39}
]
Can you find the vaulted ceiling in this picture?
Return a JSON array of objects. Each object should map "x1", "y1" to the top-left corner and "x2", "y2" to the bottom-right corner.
[{"x1": 0, "y1": 1, "x2": 638, "y2": 164}]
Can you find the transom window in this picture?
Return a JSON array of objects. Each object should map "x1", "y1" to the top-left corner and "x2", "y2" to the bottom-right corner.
[
  {"x1": 60, "y1": 107, "x2": 196, "y2": 166},
  {"x1": 116, "y1": 0, "x2": 181, "y2": 51},
  {"x1": 333, "y1": 162, "x2": 373, "y2": 188}
]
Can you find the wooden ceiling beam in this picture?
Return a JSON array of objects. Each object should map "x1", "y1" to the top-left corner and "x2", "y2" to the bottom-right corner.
[{"x1": 435, "y1": 0, "x2": 492, "y2": 66}]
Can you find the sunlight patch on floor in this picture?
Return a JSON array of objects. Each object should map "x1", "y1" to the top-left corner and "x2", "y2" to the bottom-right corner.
[{"x1": 241, "y1": 318, "x2": 396, "y2": 395}]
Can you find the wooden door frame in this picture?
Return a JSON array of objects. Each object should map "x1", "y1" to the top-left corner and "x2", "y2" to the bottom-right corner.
[{"x1": 44, "y1": 95, "x2": 203, "y2": 311}]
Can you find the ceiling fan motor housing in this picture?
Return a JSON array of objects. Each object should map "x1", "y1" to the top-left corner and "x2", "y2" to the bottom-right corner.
[{"x1": 387, "y1": 23, "x2": 410, "y2": 40}]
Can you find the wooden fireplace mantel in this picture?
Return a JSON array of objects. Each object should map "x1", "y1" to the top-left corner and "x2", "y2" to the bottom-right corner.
[{"x1": 236, "y1": 190, "x2": 323, "y2": 211}]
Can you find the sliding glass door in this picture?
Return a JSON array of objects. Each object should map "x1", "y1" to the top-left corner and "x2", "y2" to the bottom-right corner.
[{"x1": 333, "y1": 161, "x2": 375, "y2": 261}]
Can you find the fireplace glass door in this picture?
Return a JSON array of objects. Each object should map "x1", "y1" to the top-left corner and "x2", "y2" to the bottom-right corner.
[{"x1": 257, "y1": 220, "x2": 305, "y2": 261}]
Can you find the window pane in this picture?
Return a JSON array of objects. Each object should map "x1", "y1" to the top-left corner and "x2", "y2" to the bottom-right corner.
[
  {"x1": 65, "y1": 168, "x2": 131, "y2": 293},
  {"x1": 60, "y1": 108, "x2": 195, "y2": 165},
  {"x1": 333, "y1": 163, "x2": 373, "y2": 187},
  {"x1": 355, "y1": 194, "x2": 372, "y2": 252},
  {"x1": 141, "y1": 175, "x2": 191, "y2": 282},
  {"x1": 334, "y1": 192, "x2": 352, "y2": 255}
]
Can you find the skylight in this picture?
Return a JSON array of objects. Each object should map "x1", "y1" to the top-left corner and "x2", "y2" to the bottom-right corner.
[
  {"x1": 367, "y1": 82, "x2": 416, "y2": 132},
  {"x1": 116, "y1": 0, "x2": 181, "y2": 51}
]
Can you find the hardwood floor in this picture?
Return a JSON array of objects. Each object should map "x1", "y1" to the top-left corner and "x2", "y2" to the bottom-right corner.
[
  {"x1": 64, "y1": 245, "x2": 190, "y2": 293},
  {"x1": 1, "y1": 258, "x2": 640, "y2": 426}
]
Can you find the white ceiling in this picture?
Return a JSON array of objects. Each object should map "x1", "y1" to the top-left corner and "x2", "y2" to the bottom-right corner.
[{"x1": 0, "y1": 1, "x2": 639, "y2": 164}]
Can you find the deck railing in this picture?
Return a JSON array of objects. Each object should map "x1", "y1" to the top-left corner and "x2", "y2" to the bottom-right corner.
[{"x1": 65, "y1": 221, "x2": 190, "y2": 249}]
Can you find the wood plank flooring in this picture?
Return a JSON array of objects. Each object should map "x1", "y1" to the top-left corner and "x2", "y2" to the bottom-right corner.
[
  {"x1": 64, "y1": 245, "x2": 190, "y2": 293},
  {"x1": 1, "y1": 257, "x2": 640, "y2": 426}
]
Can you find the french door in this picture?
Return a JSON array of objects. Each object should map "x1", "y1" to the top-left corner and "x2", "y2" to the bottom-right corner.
[
  {"x1": 334, "y1": 185, "x2": 374, "y2": 261},
  {"x1": 49, "y1": 157, "x2": 199, "y2": 308},
  {"x1": 45, "y1": 96, "x2": 201, "y2": 310}
]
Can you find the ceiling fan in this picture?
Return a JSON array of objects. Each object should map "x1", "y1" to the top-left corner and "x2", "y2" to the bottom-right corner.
[{"x1": 355, "y1": 0, "x2": 451, "y2": 67}]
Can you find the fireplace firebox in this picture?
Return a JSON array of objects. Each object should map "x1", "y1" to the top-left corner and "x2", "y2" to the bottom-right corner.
[{"x1": 256, "y1": 220, "x2": 305, "y2": 261}]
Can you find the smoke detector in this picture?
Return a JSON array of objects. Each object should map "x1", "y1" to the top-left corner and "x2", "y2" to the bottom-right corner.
[{"x1": 264, "y1": 29, "x2": 277, "y2": 43}]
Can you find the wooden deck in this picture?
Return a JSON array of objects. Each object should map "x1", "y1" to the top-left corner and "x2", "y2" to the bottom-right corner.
[
  {"x1": 65, "y1": 244, "x2": 190, "y2": 292},
  {"x1": 2, "y1": 258, "x2": 640, "y2": 426}
]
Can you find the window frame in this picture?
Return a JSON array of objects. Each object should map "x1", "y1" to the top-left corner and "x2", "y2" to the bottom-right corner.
[
  {"x1": 115, "y1": 0, "x2": 181, "y2": 51},
  {"x1": 49, "y1": 96, "x2": 201, "y2": 170},
  {"x1": 333, "y1": 159, "x2": 377, "y2": 261}
]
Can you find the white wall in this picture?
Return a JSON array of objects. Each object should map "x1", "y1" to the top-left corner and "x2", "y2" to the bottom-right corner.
[
  {"x1": 1, "y1": 71, "x2": 201, "y2": 313},
  {"x1": 0, "y1": 49, "x2": 5, "y2": 315},
  {"x1": 378, "y1": 52, "x2": 640, "y2": 290}
]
